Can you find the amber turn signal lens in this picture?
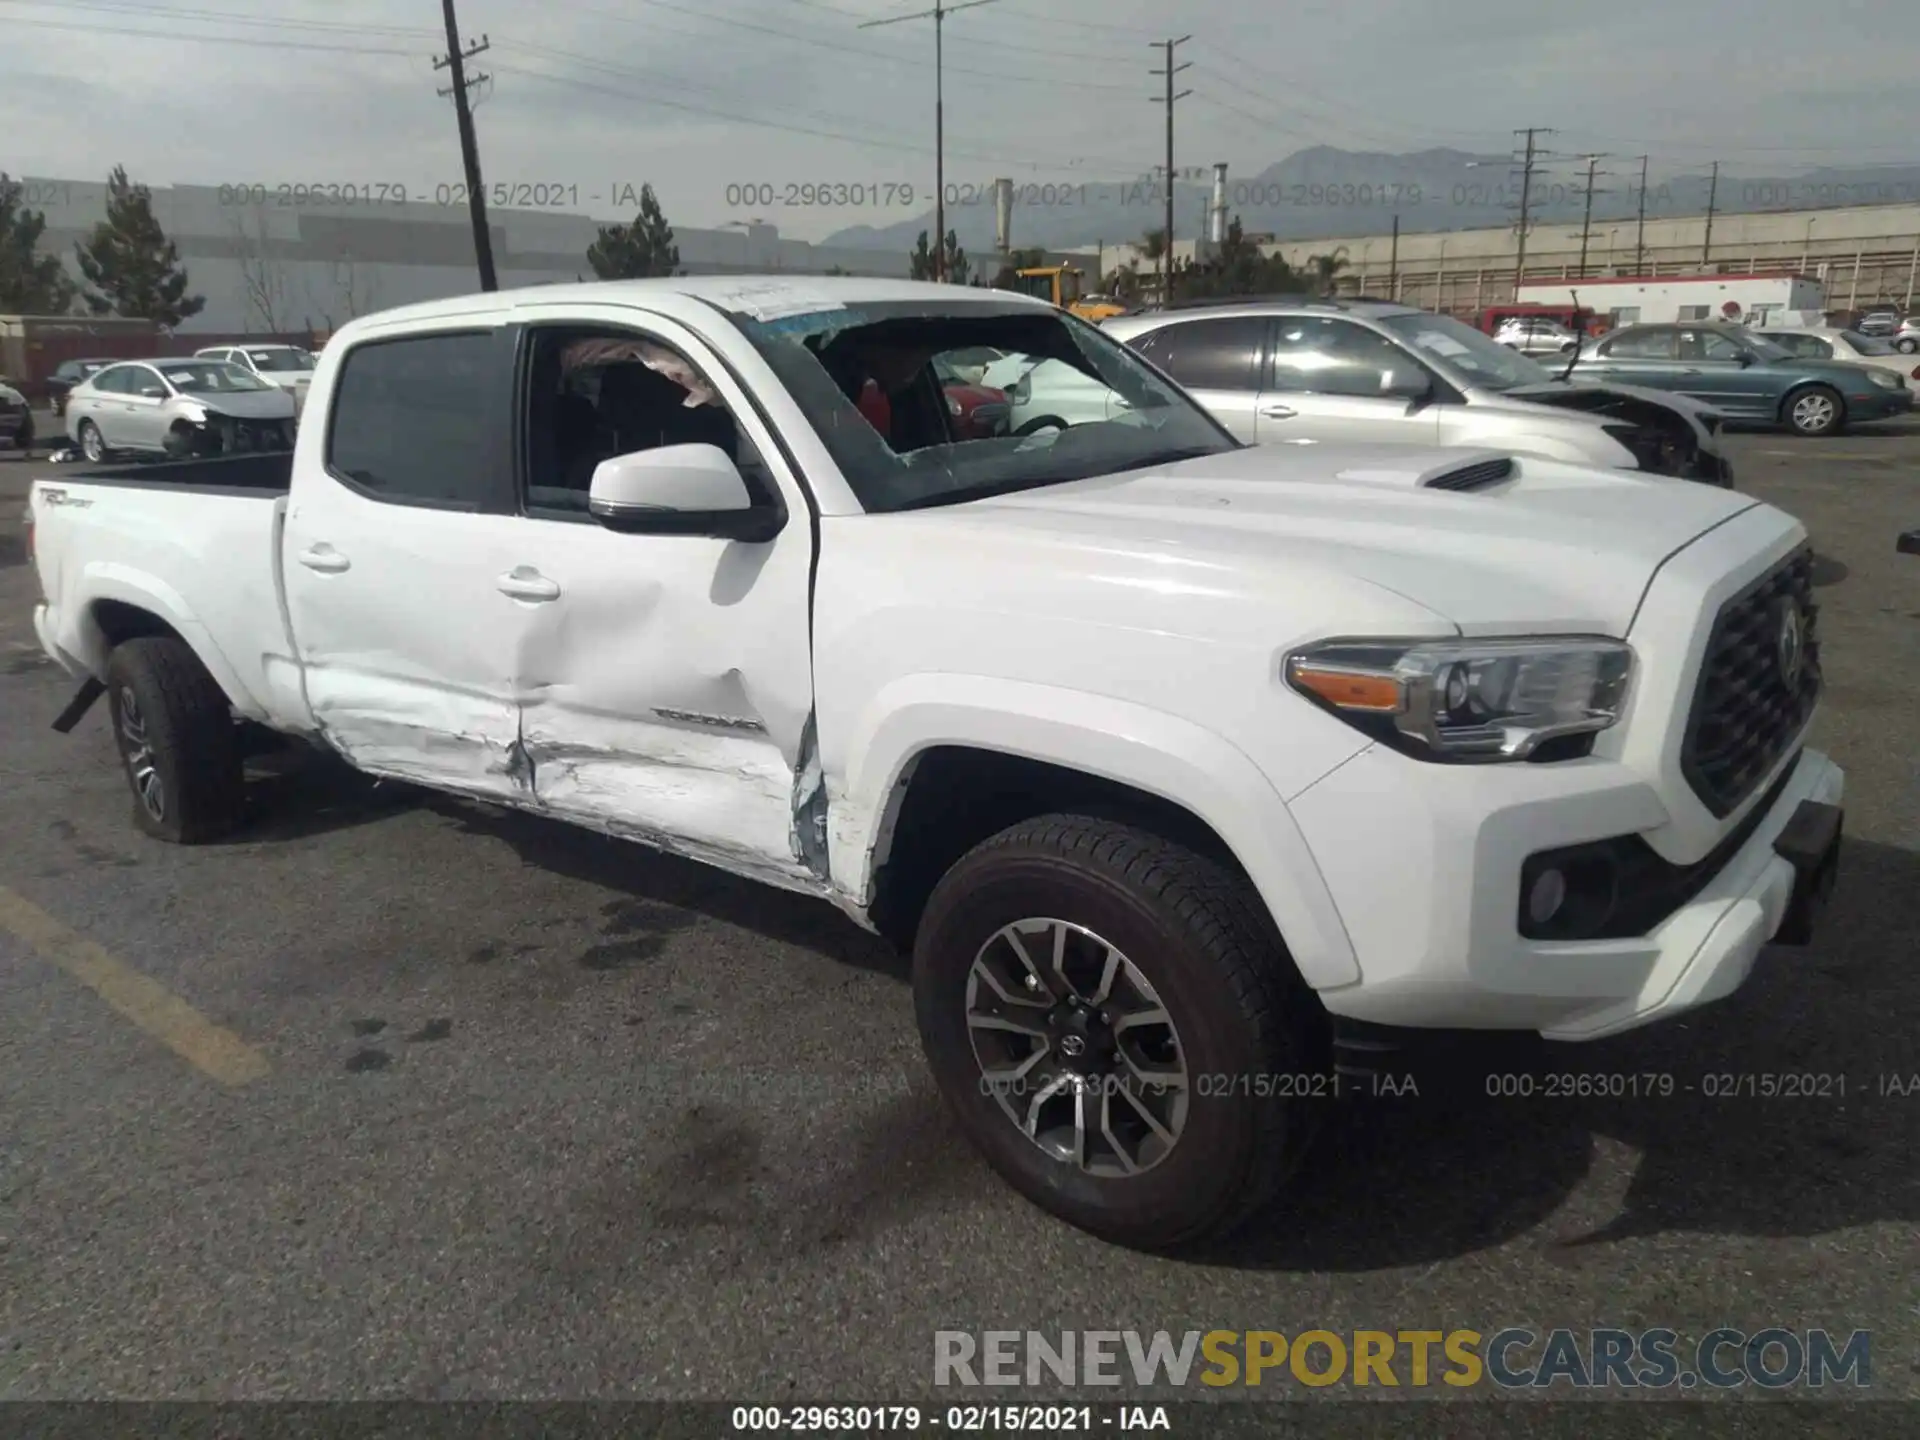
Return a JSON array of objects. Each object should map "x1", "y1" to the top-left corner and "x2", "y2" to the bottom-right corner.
[{"x1": 1288, "y1": 663, "x2": 1403, "y2": 713}]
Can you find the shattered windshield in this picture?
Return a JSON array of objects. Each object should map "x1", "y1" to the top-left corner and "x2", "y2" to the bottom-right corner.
[{"x1": 724, "y1": 300, "x2": 1238, "y2": 513}]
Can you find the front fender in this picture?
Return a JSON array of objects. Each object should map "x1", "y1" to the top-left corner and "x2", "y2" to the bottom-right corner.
[
  {"x1": 828, "y1": 672, "x2": 1363, "y2": 991},
  {"x1": 65, "y1": 564, "x2": 269, "y2": 720}
]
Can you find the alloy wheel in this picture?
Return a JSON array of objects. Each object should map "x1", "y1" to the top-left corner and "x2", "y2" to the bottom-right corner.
[
  {"x1": 965, "y1": 917, "x2": 1188, "y2": 1177},
  {"x1": 115, "y1": 687, "x2": 166, "y2": 821}
]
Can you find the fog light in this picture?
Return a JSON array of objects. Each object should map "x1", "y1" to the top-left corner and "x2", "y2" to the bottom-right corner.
[{"x1": 1527, "y1": 868, "x2": 1568, "y2": 927}]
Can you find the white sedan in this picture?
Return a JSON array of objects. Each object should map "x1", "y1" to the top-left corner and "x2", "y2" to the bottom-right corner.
[
  {"x1": 65, "y1": 358, "x2": 298, "y2": 461},
  {"x1": 979, "y1": 352, "x2": 1135, "y2": 434},
  {"x1": 1763, "y1": 326, "x2": 1920, "y2": 394}
]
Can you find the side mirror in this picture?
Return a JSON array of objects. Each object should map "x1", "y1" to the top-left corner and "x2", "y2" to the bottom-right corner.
[
  {"x1": 140, "y1": 385, "x2": 166, "y2": 398},
  {"x1": 1386, "y1": 370, "x2": 1434, "y2": 403},
  {"x1": 1735, "y1": 352, "x2": 1756, "y2": 367},
  {"x1": 587, "y1": 443, "x2": 782, "y2": 543}
]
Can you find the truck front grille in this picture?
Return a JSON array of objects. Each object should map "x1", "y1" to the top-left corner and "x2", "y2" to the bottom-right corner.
[{"x1": 1680, "y1": 548, "x2": 1820, "y2": 817}]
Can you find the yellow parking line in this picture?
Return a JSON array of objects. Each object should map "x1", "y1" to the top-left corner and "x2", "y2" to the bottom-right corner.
[{"x1": 0, "y1": 885, "x2": 270, "y2": 1087}]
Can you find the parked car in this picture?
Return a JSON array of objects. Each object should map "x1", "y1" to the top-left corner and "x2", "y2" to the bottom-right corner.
[
  {"x1": 65, "y1": 358, "x2": 298, "y2": 462},
  {"x1": 1102, "y1": 299, "x2": 1736, "y2": 484},
  {"x1": 1763, "y1": 326, "x2": 1920, "y2": 394},
  {"x1": 931, "y1": 355, "x2": 1011, "y2": 439},
  {"x1": 978, "y1": 353, "x2": 1135, "y2": 433},
  {"x1": 1567, "y1": 321, "x2": 1915, "y2": 436},
  {"x1": 1494, "y1": 315, "x2": 1580, "y2": 356},
  {"x1": 0, "y1": 377, "x2": 33, "y2": 452},
  {"x1": 28, "y1": 277, "x2": 1844, "y2": 1250},
  {"x1": 194, "y1": 343, "x2": 317, "y2": 416},
  {"x1": 1854, "y1": 309, "x2": 1900, "y2": 337},
  {"x1": 1895, "y1": 318, "x2": 1920, "y2": 355},
  {"x1": 47, "y1": 357, "x2": 116, "y2": 418}
]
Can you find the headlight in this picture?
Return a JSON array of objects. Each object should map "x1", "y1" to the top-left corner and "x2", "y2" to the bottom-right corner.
[
  {"x1": 1284, "y1": 637, "x2": 1633, "y2": 761},
  {"x1": 1868, "y1": 370, "x2": 1901, "y2": 389}
]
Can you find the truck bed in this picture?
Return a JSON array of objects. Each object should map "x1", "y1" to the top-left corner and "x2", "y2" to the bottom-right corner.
[
  {"x1": 58, "y1": 452, "x2": 292, "y2": 495},
  {"x1": 30, "y1": 460, "x2": 305, "y2": 727}
]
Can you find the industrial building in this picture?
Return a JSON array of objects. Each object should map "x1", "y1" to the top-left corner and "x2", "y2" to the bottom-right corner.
[{"x1": 16, "y1": 174, "x2": 912, "y2": 334}]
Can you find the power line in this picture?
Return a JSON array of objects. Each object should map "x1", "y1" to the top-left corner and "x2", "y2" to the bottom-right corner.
[
  {"x1": 434, "y1": 0, "x2": 496, "y2": 291},
  {"x1": 562, "y1": 0, "x2": 1140, "y2": 94},
  {"x1": 859, "y1": 0, "x2": 999, "y2": 283},
  {"x1": 1150, "y1": 35, "x2": 1192, "y2": 303},
  {"x1": 0, "y1": 0, "x2": 436, "y2": 35},
  {"x1": 0, "y1": 12, "x2": 417, "y2": 54}
]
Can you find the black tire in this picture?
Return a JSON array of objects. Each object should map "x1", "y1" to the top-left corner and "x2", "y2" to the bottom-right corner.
[
  {"x1": 77, "y1": 419, "x2": 108, "y2": 463},
  {"x1": 912, "y1": 814, "x2": 1331, "y2": 1251},
  {"x1": 105, "y1": 636, "x2": 246, "y2": 843},
  {"x1": 1016, "y1": 415, "x2": 1066, "y2": 436},
  {"x1": 1782, "y1": 384, "x2": 1844, "y2": 437},
  {"x1": 1895, "y1": 337, "x2": 1918, "y2": 354}
]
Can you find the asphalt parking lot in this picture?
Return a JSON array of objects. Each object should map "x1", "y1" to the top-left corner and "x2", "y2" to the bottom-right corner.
[{"x1": 1, "y1": 415, "x2": 1918, "y2": 1407}]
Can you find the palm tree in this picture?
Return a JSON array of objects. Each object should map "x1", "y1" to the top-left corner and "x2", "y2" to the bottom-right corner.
[{"x1": 1305, "y1": 246, "x2": 1351, "y2": 297}]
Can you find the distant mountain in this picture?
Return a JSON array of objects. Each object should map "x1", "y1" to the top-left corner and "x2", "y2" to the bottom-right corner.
[{"x1": 823, "y1": 145, "x2": 1920, "y2": 256}]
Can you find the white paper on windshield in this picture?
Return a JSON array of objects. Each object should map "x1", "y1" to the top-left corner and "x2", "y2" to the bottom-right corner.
[
  {"x1": 710, "y1": 281, "x2": 846, "y2": 322},
  {"x1": 1412, "y1": 333, "x2": 1472, "y2": 357}
]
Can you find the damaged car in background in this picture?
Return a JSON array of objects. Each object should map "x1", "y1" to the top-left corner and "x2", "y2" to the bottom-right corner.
[
  {"x1": 63, "y1": 358, "x2": 297, "y2": 463},
  {"x1": 1104, "y1": 299, "x2": 1737, "y2": 487}
]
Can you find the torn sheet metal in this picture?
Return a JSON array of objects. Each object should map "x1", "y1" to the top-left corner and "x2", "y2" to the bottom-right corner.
[
  {"x1": 789, "y1": 710, "x2": 829, "y2": 879},
  {"x1": 709, "y1": 280, "x2": 849, "y2": 322}
]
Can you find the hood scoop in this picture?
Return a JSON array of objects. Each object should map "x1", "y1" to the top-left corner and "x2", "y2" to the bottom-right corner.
[{"x1": 1332, "y1": 449, "x2": 1516, "y2": 494}]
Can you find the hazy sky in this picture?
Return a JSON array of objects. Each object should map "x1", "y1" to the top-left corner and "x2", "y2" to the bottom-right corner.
[{"x1": 5, "y1": 0, "x2": 1917, "y2": 240}]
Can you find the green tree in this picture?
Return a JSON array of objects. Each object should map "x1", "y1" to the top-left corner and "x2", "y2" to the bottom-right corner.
[
  {"x1": 586, "y1": 183, "x2": 680, "y2": 279},
  {"x1": 1303, "y1": 246, "x2": 1351, "y2": 297},
  {"x1": 72, "y1": 166, "x2": 202, "y2": 326},
  {"x1": 1173, "y1": 216, "x2": 1298, "y2": 302},
  {"x1": 989, "y1": 246, "x2": 1048, "y2": 289},
  {"x1": 908, "y1": 229, "x2": 969, "y2": 283},
  {"x1": 0, "y1": 173, "x2": 77, "y2": 314}
]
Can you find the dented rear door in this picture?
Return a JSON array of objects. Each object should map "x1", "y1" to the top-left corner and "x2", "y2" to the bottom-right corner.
[{"x1": 503, "y1": 307, "x2": 823, "y2": 893}]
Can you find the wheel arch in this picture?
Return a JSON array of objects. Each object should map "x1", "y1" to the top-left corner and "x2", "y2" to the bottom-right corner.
[
  {"x1": 833, "y1": 678, "x2": 1361, "y2": 990},
  {"x1": 76, "y1": 579, "x2": 265, "y2": 720}
]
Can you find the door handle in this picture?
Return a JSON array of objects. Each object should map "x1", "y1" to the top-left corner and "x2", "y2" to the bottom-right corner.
[
  {"x1": 297, "y1": 545, "x2": 350, "y2": 573},
  {"x1": 1260, "y1": 404, "x2": 1297, "y2": 419},
  {"x1": 497, "y1": 567, "x2": 560, "y2": 602}
]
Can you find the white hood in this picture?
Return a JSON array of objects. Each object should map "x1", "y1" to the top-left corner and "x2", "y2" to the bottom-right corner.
[{"x1": 938, "y1": 442, "x2": 1769, "y2": 637}]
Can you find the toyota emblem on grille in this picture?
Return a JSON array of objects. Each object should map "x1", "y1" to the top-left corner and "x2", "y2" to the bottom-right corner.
[{"x1": 1774, "y1": 599, "x2": 1806, "y2": 689}]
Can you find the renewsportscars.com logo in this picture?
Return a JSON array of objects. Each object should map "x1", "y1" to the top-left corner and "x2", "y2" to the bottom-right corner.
[{"x1": 933, "y1": 1329, "x2": 1871, "y2": 1391}]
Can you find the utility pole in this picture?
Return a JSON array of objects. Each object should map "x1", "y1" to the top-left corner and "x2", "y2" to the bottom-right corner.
[
  {"x1": 861, "y1": 0, "x2": 999, "y2": 283},
  {"x1": 1150, "y1": 36, "x2": 1192, "y2": 304},
  {"x1": 1509, "y1": 127, "x2": 1554, "y2": 299},
  {"x1": 1633, "y1": 154, "x2": 1650, "y2": 275},
  {"x1": 1701, "y1": 160, "x2": 1720, "y2": 265},
  {"x1": 1575, "y1": 154, "x2": 1609, "y2": 277},
  {"x1": 433, "y1": 0, "x2": 495, "y2": 291},
  {"x1": 1388, "y1": 213, "x2": 1399, "y2": 298}
]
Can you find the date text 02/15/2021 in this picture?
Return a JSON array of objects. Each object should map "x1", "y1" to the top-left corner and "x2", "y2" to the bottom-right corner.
[
  {"x1": 727, "y1": 1407, "x2": 1169, "y2": 1433},
  {"x1": 214, "y1": 182, "x2": 652, "y2": 210}
]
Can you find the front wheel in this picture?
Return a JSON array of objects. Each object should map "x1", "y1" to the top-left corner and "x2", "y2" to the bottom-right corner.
[
  {"x1": 913, "y1": 814, "x2": 1331, "y2": 1251},
  {"x1": 1784, "y1": 384, "x2": 1844, "y2": 437},
  {"x1": 105, "y1": 637, "x2": 246, "y2": 843}
]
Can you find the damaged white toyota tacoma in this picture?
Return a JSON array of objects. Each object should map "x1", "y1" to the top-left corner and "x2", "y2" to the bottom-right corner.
[{"x1": 26, "y1": 278, "x2": 1844, "y2": 1250}]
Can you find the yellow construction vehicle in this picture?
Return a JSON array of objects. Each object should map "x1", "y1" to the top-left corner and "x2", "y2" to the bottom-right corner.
[{"x1": 1012, "y1": 265, "x2": 1128, "y2": 321}]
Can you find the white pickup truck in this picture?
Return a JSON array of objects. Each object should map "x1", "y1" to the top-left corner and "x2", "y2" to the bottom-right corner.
[{"x1": 26, "y1": 277, "x2": 1844, "y2": 1250}]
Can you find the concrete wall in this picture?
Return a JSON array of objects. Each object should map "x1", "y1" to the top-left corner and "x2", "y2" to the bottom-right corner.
[
  {"x1": 1262, "y1": 202, "x2": 1920, "y2": 312},
  {"x1": 19, "y1": 176, "x2": 913, "y2": 333}
]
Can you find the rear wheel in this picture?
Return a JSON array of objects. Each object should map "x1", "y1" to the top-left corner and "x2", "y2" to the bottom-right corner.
[
  {"x1": 105, "y1": 637, "x2": 246, "y2": 843},
  {"x1": 1894, "y1": 337, "x2": 1917, "y2": 354},
  {"x1": 77, "y1": 419, "x2": 107, "y2": 462},
  {"x1": 913, "y1": 814, "x2": 1331, "y2": 1251},
  {"x1": 1783, "y1": 384, "x2": 1843, "y2": 437}
]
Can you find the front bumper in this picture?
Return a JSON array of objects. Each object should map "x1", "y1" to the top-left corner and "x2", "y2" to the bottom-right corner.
[
  {"x1": 1287, "y1": 743, "x2": 1845, "y2": 1042},
  {"x1": 1846, "y1": 387, "x2": 1915, "y2": 422}
]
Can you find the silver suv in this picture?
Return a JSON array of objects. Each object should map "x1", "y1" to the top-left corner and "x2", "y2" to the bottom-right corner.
[{"x1": 1102, "y1": 298, "x2": 1735, "y2": 485}]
